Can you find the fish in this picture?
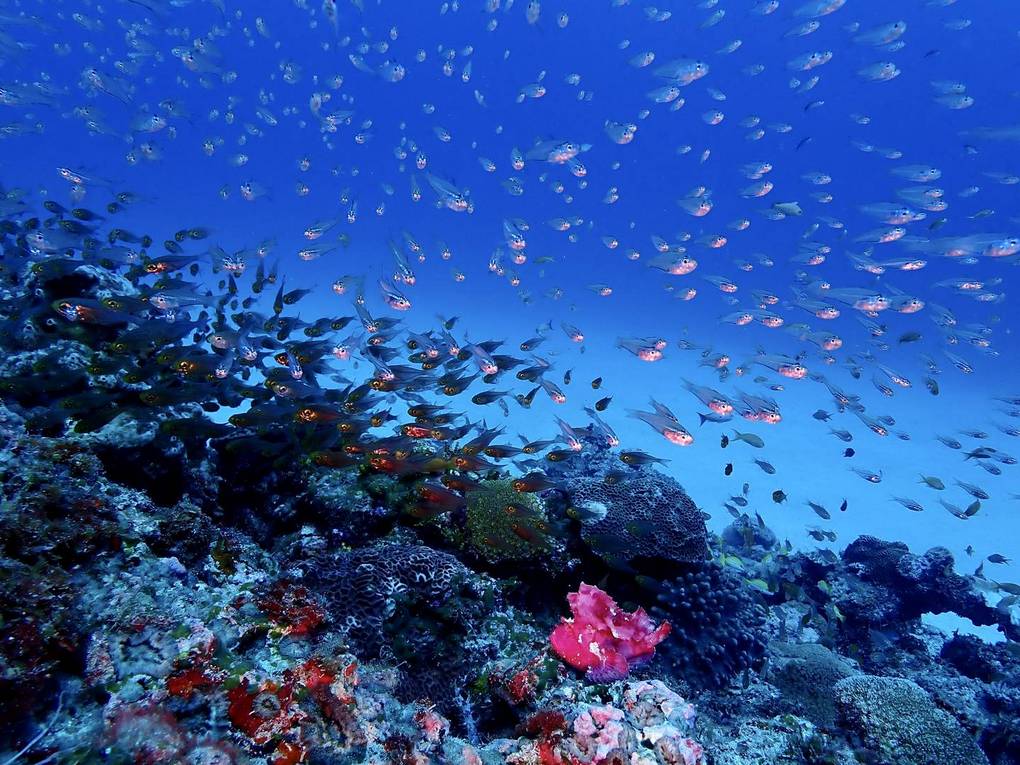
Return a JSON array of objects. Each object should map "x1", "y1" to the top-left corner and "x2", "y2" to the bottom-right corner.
[
  {"x1": 619, "y1": 450, "x2": 670, "y2": 467},
  {"x1": 806, "y1": 501, "x2": 831, "y2": 520},
  {"x1": 731, "y1": 430, "x2": 765, "y2": 448},
  {"x1": 891, "y1": 497, "x2": 925, "y2": 513},
  {"x1": 956, "y1": 481, "x2": 990, "y2": 500}
]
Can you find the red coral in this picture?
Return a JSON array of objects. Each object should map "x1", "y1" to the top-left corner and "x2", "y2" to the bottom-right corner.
[
  {"x1": 490, "y1": 656, "x2": 543, "y2": 706},
  {"x1": 291, "y1": 658, "x2": 336, "y2": 691},
  {"x1": 549, "y1": 583, "x2": 670, "y2": 682},
  {"x1": 521, "y1": 709, "x2": 568, "y2": 739},
  {"x1": 272, "y1": 741, "x2": 307, "y2": 765},
  {"x1": 257, "y1": 582, "x2": 326, "y2": 636},
  {"x1": 166, "y1": 667, "x2": 222, "y2": 699},
  {"x1": 227, "y1": 680, "x2": 306, "y2": 745}
]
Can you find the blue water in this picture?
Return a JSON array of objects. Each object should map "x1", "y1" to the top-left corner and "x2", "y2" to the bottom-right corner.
[{"x1": 3, "y1": 0, "x2": 1019, "y2": 596}]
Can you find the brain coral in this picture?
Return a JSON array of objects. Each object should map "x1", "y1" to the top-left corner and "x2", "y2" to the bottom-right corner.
[
  {"x1": 566, "y1": 469, "x2": 707, "y2": 571},
  {"x1": 833, "y1": 674, "x2": 989, "y2": 765},
  {"x1": 315, "y1": 543, "x2": 474, "y2": 655}
]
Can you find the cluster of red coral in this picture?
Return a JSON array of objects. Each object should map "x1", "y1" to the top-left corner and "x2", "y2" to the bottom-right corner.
[{"x1": 549, "y1": 583, "x2": 670, "y2": 682}]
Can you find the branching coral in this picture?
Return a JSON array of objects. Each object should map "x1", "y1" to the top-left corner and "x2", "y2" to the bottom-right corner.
[{"x1": 650, "y1": 564, "x2": 767, "y2": 690}]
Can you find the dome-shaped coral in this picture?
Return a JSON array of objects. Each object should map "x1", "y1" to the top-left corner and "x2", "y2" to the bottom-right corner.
[{"x1": 465, "y1": 478, "x2": 554, "y2": 564}]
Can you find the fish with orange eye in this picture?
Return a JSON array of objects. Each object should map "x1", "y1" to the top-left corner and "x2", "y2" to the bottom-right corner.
[
  {"x1": 440, "y1": 373, "x2": 479, "y2": 396},
  {"x1": 441, "y1": 474, "x2": 482, "y2": 493},
  {"x1": 368, "y1": 455, "x2": 402, "y2": 473},
  {"x1": 53, "y1": 298, "x2": 132, "y2": 325},
  {"x1": 545, "y1": 449, "x2": 576, "y2": 463},
  {"x1": 407, "y1": 403, "x2": 446, "y2": 419},
  {"x1": 483, "y1": 444, "x2": 523, "y2": 459},
  {"x1": 452, "y1": 454, "x2": 497, "y2": 472},
  {"x1": 460, "y1": 426, "x2": 503, "y2": 456},
  {"x1": 310, "y1": 450, "x2": 360, "y2": 468},
  {"x1": 520, "y1": 438, "x2": 555, "y2": 454},
  {"x1": 511, "y1": 473, "x2": 558, "y2": 493},
  {"x1": 295, "y1": 405, "x2": 343, "y2": 424},
  {"x1": 417, "y1": 482, "x2": 466, "y2": 511},
  {"x1": 360, "y1": 409, "x2": 385, "y2": 428}
]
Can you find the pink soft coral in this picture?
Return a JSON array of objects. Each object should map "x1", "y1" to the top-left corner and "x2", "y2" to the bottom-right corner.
[{"x1": 549, "y1": 583, "x2": 670, "y2": 682}]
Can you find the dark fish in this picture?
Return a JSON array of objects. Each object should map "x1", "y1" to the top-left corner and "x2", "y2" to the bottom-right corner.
[
  {"x1": 843, "y1": 448, "x2": 855, "y2": 457},
  {"x1": 471, "y1": 390, "x2": 508, "y2": 405},
  {"x1": 807, "y1": 501, "x2": 831, "y2": 520},
  {"x1": 545, "y1": 448, "x2": 575, "y2": 462},
  {"x1": 619, "y1": 450, "x2": 670, "y2": 466},
  {"x1": 956, "y1": 480, "x2": 989, "y2": 500},
  {"x1": 594, "y1": 396, "x2": 612, "y2": 412},
  {"x1": 772, "y1": 490, "x2": 787, "y2": 504},
  {"x1": 591, "y1": 376, "x2": 603, "y2": 389},
  {"x1": 724, "y1": 462, "x2": 733, "y2": 476}
]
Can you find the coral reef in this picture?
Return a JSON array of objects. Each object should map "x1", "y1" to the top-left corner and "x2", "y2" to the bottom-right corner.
[
  {"x1": 566, "y1": 468, "x2": 708, "y2": 573},
  {"x1": 767, "y1": 643, "x2": 860, "y2": 728},
  {"x1": 833, "y1": 674, "x2": 990, "y2": 765},
  {"x1": 837, "y1": 536, "x2": 1020, "y2": 642},
  {"x1": 0, "y1": 200, "x2": 1016, "y2": 765},
  {"x1": 464, "y1": 478, "x2": 554, "y2": 565}
]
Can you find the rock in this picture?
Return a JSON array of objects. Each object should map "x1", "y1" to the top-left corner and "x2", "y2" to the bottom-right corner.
[
  {"x1": 705, "y1": 714, "x2": 856, "y2": 765},
  {"x1": 768, "y1": 642, "x2": 859, "y2": 727},
  {"x1": 721, "y1": 514, "x2": 778, "y2": 552},
  {"x1": 833, "y1": 674, "x2": 989, "y2": 765},
  {"x1": 837, "y1": 536, "x2": 1019, "y2": 642}
]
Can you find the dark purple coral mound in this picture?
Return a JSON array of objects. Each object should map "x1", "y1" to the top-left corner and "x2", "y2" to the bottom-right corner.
[
  {"x1": 566, "y1": 468, "x2": 708, "y2": 572},
  {"x1": 650, "y1": 563, "x2": 768, "y2": 690}
]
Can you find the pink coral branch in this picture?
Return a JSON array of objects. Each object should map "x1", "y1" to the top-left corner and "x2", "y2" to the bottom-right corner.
[{"x1": 550, "y1": 583, "x2": 670, "y2": 682}]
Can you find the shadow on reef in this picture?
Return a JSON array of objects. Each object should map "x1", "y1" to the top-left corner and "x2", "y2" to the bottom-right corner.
[{"x1": 1, "y1": 197, "x2": 1019, "y2": 764}]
